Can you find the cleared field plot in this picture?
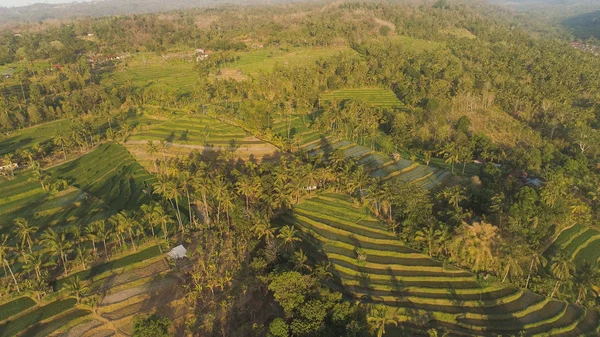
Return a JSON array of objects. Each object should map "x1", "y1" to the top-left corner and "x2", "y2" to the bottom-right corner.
[
  {"x1": 222, "y1": 46, "x2": 356, "y2": 76},
  {"x1": 280, "y1": 193, "x2": 598, "y2": 336},
  {"x1": 0, "y1": 297, "x2": 36, "y2": 322},
  {"x1": 109, "y1": 55, "x2": 196, "y2": 93},
  {"x1": 0, "y1": 298, "x2": 76, "y2": 337},
  {"x1": 321, "y1": 88, "x2": 404, "y2": 108},
  {"x1": 546, "y1": 224, "x2": 600, "y2": 268}
]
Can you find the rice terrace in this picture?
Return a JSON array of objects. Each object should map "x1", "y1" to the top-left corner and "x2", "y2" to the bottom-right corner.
[{"x1": 1, "y1": 0, "x2": 600, "y2": 336}]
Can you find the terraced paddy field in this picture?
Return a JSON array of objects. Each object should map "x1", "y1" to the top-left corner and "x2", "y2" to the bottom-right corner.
[
  {"x1": 278, "y1": 193, "x2": 599, "y2": 336},
  {"x1": 1, "y1": 142, "x2": 155, "y2": 276},
  {"x1": 320, "y1": 88, "x2": 404, "y2": 109},
  {"x1": 125, "y1": 113, "x2": 279, "y2": 166},
  {"x1": 545, "y1": 224, "x2": 600, "y2": 268},
  {"x1": 0, "y1": 248, "x2": 180, "y2": 337},
  {"x1": 301, "y1": 135, "x2": 450, "y2": 190},
  {"x1": 0, "y1": 119, "x2": 74, "y2": 156},
  {"x1": 109, "y1": 54, "x2": 197, "y2": 93}
]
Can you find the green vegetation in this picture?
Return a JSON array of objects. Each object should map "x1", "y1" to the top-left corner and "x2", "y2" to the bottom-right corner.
[
  {"x1": 55, "y1": 245, "x2": 162, "y2": 289},
  {"x1": 321, "y1": 88, "x2": 404, "y2": 109},
  {"x1": 0, "y1": 119, "x2": 73, "y2": 156},
  {"x1": 546, "y1": 225, "x2": 600, "y2": 268},
  {"x1": 0, "y1": 297, "x2": 36, "y2": 322},
  {"x1": 563, "y1": 10, "x2": 600, "y2": 40},
  {"x1": 130, "y1": 114, "x2": 257, "y2": 145},
  {"x1": 280, "y1": 193, "x2": 598, "y2": 336},
  {"x1": 0, "y1": 298, "x2": 76, "y2": 337}
]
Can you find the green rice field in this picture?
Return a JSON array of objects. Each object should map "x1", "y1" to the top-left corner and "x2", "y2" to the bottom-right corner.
[
  {"x1": 321, "y1": 88, "x2": 404, "y2": 109},
  {"x1": 130, "y1": 114, "x2": 259, "y2": 146},
  {"x1": 0, "y1": 298, "x2": 77, "y2": 337},
  {"x1": 545, "y1": 224, "x2": 600, "y2": 268},
  {"x1": 0, "y1": 119, "x2": 73, "y2": 156},
  {"x1": 277, "y1": 193, "x2": 600, "y2": 336}
]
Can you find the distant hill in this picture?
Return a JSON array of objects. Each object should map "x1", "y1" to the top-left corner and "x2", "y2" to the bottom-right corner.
[
  {"x1": 563, "y1": 10, "x2": 600, "y2": 40},
  {"x1": 0, "y1": 0, "x2": 288, "y2": 24}
]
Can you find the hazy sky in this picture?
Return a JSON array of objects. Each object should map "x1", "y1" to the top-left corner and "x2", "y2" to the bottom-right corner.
[{"x1": 0, "y1": 0, "x2": 83, "y2": 7}]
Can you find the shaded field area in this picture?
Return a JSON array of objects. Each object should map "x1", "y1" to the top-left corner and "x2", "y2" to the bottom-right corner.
[
  {"x1": 278, "y1": 193, "x2": 600, "y2": 336},
  {"x1": 321, "y1": 88, "x2": 404, "y2": 109},
  {"x1": 545, "y1": 224, "x2": 600, "y2": 268},
  {"x1": 0, "y1": 119, "x2": 73, "y2": 156}
]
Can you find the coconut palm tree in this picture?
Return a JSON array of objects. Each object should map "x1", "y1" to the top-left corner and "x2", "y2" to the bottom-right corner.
[
  {"x1": 253, "y1": 220, "x2": 276, "y2": 245},
  {"x1": 367, "y1": 305, "x2": 397, "y2": 337},
  {"x1": 75, "y1": 247, "x2": 92, "y2": 270},
  {"x1": 30, "y1": 161, "x2": 50, "y2": 190},
  {"x1": 0, "y1": 234, "x2": 20, "y2": 292},
  {"x1": 13, "y1": 218, "x2": 38, "y2": 254},
  {"x1": 40, "y1": 229, "x2": 72, "y2": 276},
  {"x1": 550, "y1": 252, "x2": 575, "y2": 298},
  {"x1": 292, "y1": 249, "x2": 312, "y2": 273},
  {"x1": 153, "y1": 175, "x2": 184, "y2": 231},
  {"x1": 277, "y1": 225, "x2": 301, "y2": 253},
  {"x1": 84, "y1": 222, "x2": 98, "y2": 254},
  {"x1": 525, "y1": 252, "x2": 547, "y2": 289},
  {"x1": 64, "y1": 276, "x2": 88, "y2": 304},
  {"x1": 93, "y1": 220, "x2": 111, "y2": 258},
  {"x1": 502, "y1": 252, "x2": 523, "y2": 283},
  {"x1": 23, "y1": 251, "x2": 45, "y2": 282},
  {"x1": 573, "y1": 262, "x2": 599, "y2": 304},
  {"x1": 3, "y1": 153, "x2": 15, "y2": 177},
  {"x1": 53, "y1": 132, "x2": 69, "y2": 160}
]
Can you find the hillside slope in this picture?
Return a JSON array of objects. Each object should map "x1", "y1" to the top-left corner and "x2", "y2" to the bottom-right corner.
[{"x1": 278, "y1": 193, "x2": 600, "y2": 336}]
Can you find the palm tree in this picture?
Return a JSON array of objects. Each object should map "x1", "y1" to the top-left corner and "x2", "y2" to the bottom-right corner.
[
  {"x1": 110, "y1": 211, "x2": 139, "y2": 251},
  {"x1": 13, "y1": 218, "x2": 38, "y2": 254},
  {"x1": 53, "y1": 132, "x2": 69, "y2": 160},
  {"x1": 94, "y1": 220, "x2": 111, "y2": 257},
  {"x1": 277, "y1": 225, "x2": 301, "y2": 253},
  {"x1": 23, "y1": 251, "x2": 45, "y2": 281},
  {"x1": 84, "y1": 222, "x2": 98, "y2": 254},
  {"x1": 292, "y1": 249, "x2": 312, "y2": 273},
  {"x1": 3, "y1": 153, "x2": 15, "y2": 177},
  {"x1": 573, "y1": 262, "x2": 599, "y2": 304},
  {"x1": 550, "y1": 252, "x2": 575, "y2": 298},
  {"x1": 153, "y1": 175, "x2": 184, "y2": 231},
  {"x1": 367, "y1": 305, "x2": 397, "y2": 337},
  {"x1": 64, "y1": 276, "x2": 88, "y2": 304},
  {"x1": 501, "y1": 253, "x2": 523, "y2": 283},
  {"x1": 525, "y1": 252, "x2": 547, "y2": 289},
  {"x1": 0, "y1": 234, "x2": 20, "y2": 292},
  {"x1": 30, "y1": 161, "x2": 50, "y2": 190},
  {"x1": 140, "y1": 203, "x2": 159, "y2": 238},
  {"x1": 253, "y1": 220, "x2": 275, "y2": 245},
  {"x1": 40, "y1": 229, "x2": 73, "y2": 276},
  {"x1": 75, "y1": 247, "x2": 92, "y2": 270}
]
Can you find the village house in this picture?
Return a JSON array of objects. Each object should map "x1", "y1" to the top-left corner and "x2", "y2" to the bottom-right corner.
[{"x1": 0, "y1": 163, "x2": 18, "y2": 174}]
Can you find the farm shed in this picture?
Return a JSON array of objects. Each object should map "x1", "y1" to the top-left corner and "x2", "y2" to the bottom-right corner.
[{"x1": 167, "y1": 245, "x2": 187, "y2": 259}]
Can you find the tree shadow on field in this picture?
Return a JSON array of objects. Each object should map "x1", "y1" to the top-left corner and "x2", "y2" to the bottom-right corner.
[
  {"x1": 179, "y1": 130, "x2": 189, "y2": 142},
  {"x1": 165, "y1": 131, "x2": 176, "y2": 143}
]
